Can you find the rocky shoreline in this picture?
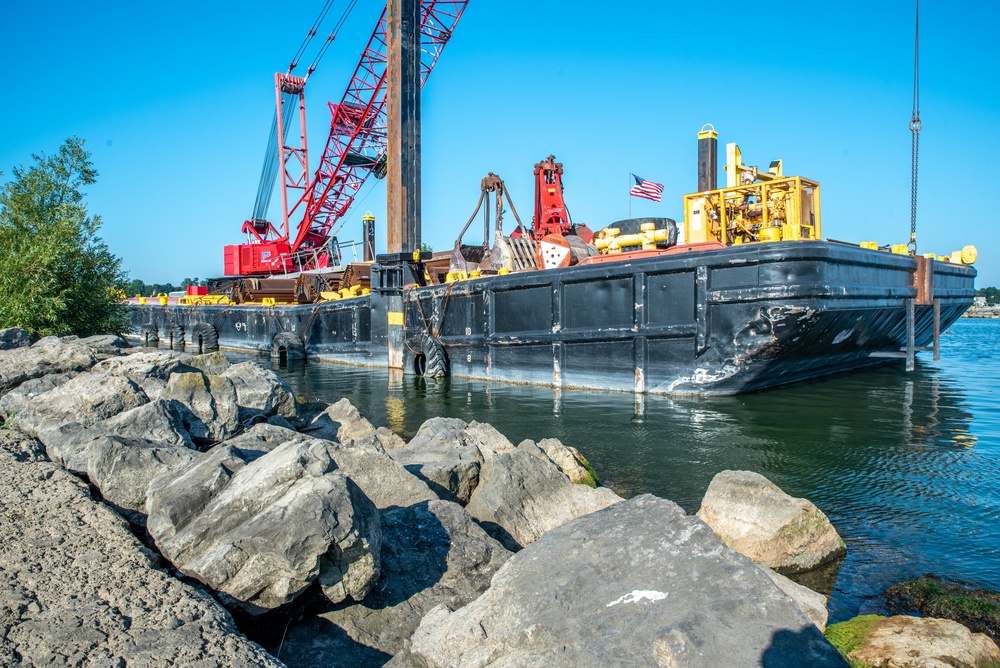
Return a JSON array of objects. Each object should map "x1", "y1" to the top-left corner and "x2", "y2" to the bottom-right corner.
[
  {"x1": 2, "y1": 330, "x2": 998, "y2": 667},
  {"x1": 963, "y1": 305, "x2": 1000, "y2": 318}
]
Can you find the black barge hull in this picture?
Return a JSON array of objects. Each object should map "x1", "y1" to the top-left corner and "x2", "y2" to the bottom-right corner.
[{"x1": 131, "y1": 241, "x2": 975, "y2": 395}]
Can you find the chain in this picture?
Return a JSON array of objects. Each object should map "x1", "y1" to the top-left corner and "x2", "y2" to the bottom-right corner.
[{"x1": 908, "y1": 0, "x2": 920, "y2": 254}]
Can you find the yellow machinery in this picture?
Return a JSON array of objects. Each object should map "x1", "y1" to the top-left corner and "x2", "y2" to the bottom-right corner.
[{"x1": 684, "y1": 130, "x2": 821, "y2": 245}]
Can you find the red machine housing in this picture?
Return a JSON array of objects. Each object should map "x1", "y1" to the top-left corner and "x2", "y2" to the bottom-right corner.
[{"x1": 513, "y1": 155, "x2": 593, "y2": 243}]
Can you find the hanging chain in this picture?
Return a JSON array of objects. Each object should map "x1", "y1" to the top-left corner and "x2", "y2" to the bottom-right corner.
[{"x1": 908, "y1": 0, "x2": 921, "y2": 254}]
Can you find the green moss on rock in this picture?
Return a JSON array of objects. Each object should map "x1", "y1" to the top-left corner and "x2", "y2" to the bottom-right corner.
[
  {"x1": 575, "y1": 452, "x2": 600, "y2": 488},
  {"x1": 824, "y1": 615, "x2": 884, "y2": 668},
  {"x1": 884, "y1": 575, "x2": 1000, "y2": 643}
]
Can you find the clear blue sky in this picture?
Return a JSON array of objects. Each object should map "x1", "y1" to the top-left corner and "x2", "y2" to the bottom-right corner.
[{"x1": 2, "y1": 1, "x2": 997, "y2": 287}]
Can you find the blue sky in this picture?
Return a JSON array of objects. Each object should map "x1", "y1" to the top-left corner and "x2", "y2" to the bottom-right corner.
[{"x1": 2, "y1": 1, "x2": 997, "y2": 287}]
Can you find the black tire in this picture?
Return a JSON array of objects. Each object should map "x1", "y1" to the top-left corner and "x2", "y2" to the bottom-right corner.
[
  {"x1": 422, "y1": 334, "x2": 449, "y2": 378},
  {"x1": 141, "y1": 324, "x2": 159, "y2": 346},
  {"x1": 270, "y1": 332, "x2": 306, "y2": 361},
  {"x1": 190, "y1": 323, "x2": 219, "y2": 353},
  {"x1": 168, "y1": 323, "x2": 184, "y2": 348}
]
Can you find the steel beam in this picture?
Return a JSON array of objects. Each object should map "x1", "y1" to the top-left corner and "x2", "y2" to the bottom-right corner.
[{"x1": 386, "y1": 0, "x2": 421, "y2": 255}]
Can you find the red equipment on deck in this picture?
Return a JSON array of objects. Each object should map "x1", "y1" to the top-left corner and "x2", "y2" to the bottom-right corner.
[{"x1": 225, "y1": 1, "x2": 468, "y2": 276}]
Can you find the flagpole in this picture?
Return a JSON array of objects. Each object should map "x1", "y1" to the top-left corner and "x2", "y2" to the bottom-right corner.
[{"x1": 628, "y1": 172, "x2": 632, "y2": 218}]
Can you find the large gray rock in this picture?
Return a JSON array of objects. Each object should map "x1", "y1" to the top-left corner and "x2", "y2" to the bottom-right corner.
[
  {"x1": 697, "y1": 470, "x2": 847, "y2": 574},
  {"x1": 148, "y1": 438, "x2": 381, "y2": 615},
  {"x1": 145, "y1": 425, "x2": 307, "y2": 545},
  {"x1": 465, "y1": 449, "x2": 621, "y2": 550},
  {"x1": 93, "y1": 349, "x2": 193, "y2": 400},
  {"x1": 221, "y1": 360, "x2": 299, "y2": 423},
  {"x1": 848, "y1": 615, "x2": 1000, "y2": 668},
  {"x1": 762, "y1": 567, "x2": 829, "y2": 632},
  {"x1": 15, "y1": 372, "x2": 148, "y2": 471},
  {"x1": 101, "y1": 398, "x2": 195, "y2": 449},
  {"x1": 303, "y1": 399, "x2": 405, "y2": 450},
  {"x1": 0, "y1": 372, "x2": 75, "y2": 422},
  {"x1": 0, "y1": 338, "x2": 95, "y2": 395},
  {"x1": 321, "y1": 439, "x2": 437, "y2": 510},
  {"x1": 0, "y1": 426, "x2": 282, "y2": 667},
  {"x1": 160, "y1": 371, "x2": 239, "y2": 445},
  {"x1": 185, "y1": 350, "x2": 231, "y2": 375},
  {"x1": 402, "y1": 494, "x2": 847, "y2": 668},
  {"x1": 390, "y1": 417, "x2": 486, "y2": 504},
  {"x1": 78, "y1": 334, "x2": 130, "y2": 358},
  {"x1": 86, "y1": 434, "x2": 200, "y2": 518},
  {"x1": 0, "y1": 326, "x2": 31, "y2": 350},
  {"x1": 282, "y1": 499, "x2": 512, "y2": 667},
  {"x1": 535, "y1": 437, "x2": 599, "y2": 486}
]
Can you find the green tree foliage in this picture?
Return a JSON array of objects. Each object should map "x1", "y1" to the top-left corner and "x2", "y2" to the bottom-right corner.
[
  {"x1": 124, "y1": 278, "x2": 181, "y2": 297},
  {"x1": 977, "y1": 287, "x2": 999, "y2": 306},
  {"x1": 0, "y1": 137, "x2": 131, "y2": 336}
]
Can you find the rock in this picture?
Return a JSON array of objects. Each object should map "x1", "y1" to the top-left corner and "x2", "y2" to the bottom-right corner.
[
  {"x1": 0, "y1": 426, "x2": 46, "y2": 463},
  {"x1": 281, "y1": 500, "x2": 512, "y2": 666},
  {"x1": 102, "y1": 398, "x2": 195, "y2": 448},
  {"x1": 145, "y1": 425, "x2": 308, "y2": 545},
  {"x1": 403, "y1": 494, "x2": 846, "y2": 668},
  {"x1": 265, "y1": 414, "x2": 296, "y2": 430},
  {"x1": 161, "y1": 372, "x2": 239, "y2": 445},
  {"x1": 93, "y1": 349, "x2": 193, "y2": 400},
  {"x1": 465, "y1": 449, "x2": 621, "y2": 550},
  {"x1": 326, "y1": 397, "x2": 378, "y2": 441},
  {"x1": 322, "y1": 440, "x2": 437, "y2": 510},
  {"x1": 86, "y1": 434, "x2": 200, "y2": 519},
  {"x1": 0, "y1": 427, "x2": 282, "y2": 667},
  {"x1": 220, "y1": 360, "x2": 299, "y2": 423},
  {"x1": 697, "y1": 470, "x2": 846, "y2": 574},
  {"x1": 762, "y1": 567, "x2": 829, "y2": 632},
  {"x1": 15, "y1": 371, "x2": 148, "y2": 471},
  {"x1": 463, "y1": 420, "x2": 515, "y2": 459},
  {"x1": 538, "y1": 438, "x2": 599, "y2": 486},
  {"x1": 0, "y1": 326, "x2": 31, "y2": 350},
  {"x1": 883, "y1": 575, "x2": 1000, "y2": 643},
  {"x1": 0, "y1": 338, "x2": 96, "y2": 395},
  {"x1": 0, "y1": 372, "x2": 75, "y2": 422},
  {"x1": 390, "y1": 417, "x2": 483, "y2": 504},
  {"x1": 78, "y1": 333, "x2": 130, "y2": 358},
  {"x1": 148, "y1": 438, "x2": 381, "y2": 615},
  {"x1": 847, "y1": 615, "x2": 1000, "y2": 668},
  {"x1": 186, "y1": 350, "x2": 231, "y2": 375},
  {"x1": 303, "y1": 398, "x2": 406, "y2": 451}
]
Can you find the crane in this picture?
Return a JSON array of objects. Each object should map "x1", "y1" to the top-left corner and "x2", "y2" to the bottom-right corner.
[{"x1": 224, "y1": 0, "x2": 468, "y2": 277}]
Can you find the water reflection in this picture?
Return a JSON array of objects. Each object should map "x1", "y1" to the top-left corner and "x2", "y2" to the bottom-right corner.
[{"x1": 231, "y1": 320, "x2": 1000, "y2": 623}]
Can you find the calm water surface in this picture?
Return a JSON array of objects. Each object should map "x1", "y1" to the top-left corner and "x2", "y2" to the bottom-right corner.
[{"x1": 249, "y1": 318, "x2": 1000, "y2": 623}]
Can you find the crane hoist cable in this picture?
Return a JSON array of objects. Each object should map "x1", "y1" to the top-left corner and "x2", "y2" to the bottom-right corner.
[
  {"x1": 909, "y1": 0, "x2": 921, "y2": 254},
  {"x1": 251, "y1": 0, "x2": 361, "y2": 224},
  {"x1": 288, "y1": 0, "x2": 337, "y2": 75}
]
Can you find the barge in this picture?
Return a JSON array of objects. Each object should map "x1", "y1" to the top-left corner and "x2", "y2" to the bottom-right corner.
[{"x1": 130, "y1": 130, "x2": 977, "y2": 395}]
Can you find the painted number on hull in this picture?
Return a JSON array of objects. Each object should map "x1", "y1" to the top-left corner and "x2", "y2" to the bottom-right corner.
[{"x1": 235, "y1": 321, "x2": 248, "y2": 332}]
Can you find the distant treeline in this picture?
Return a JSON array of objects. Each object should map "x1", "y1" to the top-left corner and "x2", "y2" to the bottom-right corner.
[
  {"x1": 124, "y1": 277, "x2": 205, "y2": 297},
  {"x1": 977, "y1": 287, "x2": 999, "y2": 305}
]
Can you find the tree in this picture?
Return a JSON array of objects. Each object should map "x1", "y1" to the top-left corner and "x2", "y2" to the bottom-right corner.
[
  {"x1": 977, "y1": 287, "x2": 999, "y2": 306},
  {"x1": 0, "y1": 137, "x2": 131, "y2": 336}
]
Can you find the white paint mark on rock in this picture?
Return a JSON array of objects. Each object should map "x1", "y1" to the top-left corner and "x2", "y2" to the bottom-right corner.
[{"x1": 606, "y1": 590, "x2": 668, "y2": 607}]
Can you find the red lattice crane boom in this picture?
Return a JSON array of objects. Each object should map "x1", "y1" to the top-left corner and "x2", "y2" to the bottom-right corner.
[{"x1": 224, "y1": 1, "x2": 468, "y2": 276}]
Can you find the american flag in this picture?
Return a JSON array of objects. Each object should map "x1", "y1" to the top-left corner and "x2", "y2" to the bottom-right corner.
[{"x1": 630, "y1": 173, "x2": 664, "y2": 202}]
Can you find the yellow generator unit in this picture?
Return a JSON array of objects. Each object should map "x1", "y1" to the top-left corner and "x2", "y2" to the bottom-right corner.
[{"x1": 683, "y1": 131, "x2": 821, "y2": 246}]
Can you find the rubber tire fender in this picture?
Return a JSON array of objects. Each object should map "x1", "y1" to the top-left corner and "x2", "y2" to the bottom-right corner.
[
  {"x1": 168, "y1": 323, "x2": 184, "y2": 348},
  {"x1": 270, "y1": 332, "x2": 306, "y2": 360},
  {"x1": 141, "y1": 324, "x2": 159, "y2": 346},
  {"x1": 422, "y1": 334, "x2": 449, "y2": 378},
  {"x1": 190, "y1": 323, "x2": 219, "y2": 353}
]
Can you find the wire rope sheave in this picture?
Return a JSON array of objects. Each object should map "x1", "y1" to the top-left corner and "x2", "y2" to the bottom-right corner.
[
  {"x1": 270, "y1": 332, "x2": 306, "y2": 361},
  {"x1": 140, "y1": 324, "x2": 159, "y2": 346},
  {"x1": 421, "y1": 334, "x2": 449, "y2": 379},
  {"x1": 190, "y1": 323, "x2": 220, "y2": 353}
]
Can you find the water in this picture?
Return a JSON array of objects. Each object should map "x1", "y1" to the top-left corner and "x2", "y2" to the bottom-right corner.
[{"x1": 251, "y1": 318, "x2": 1000, "y2": 623}]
